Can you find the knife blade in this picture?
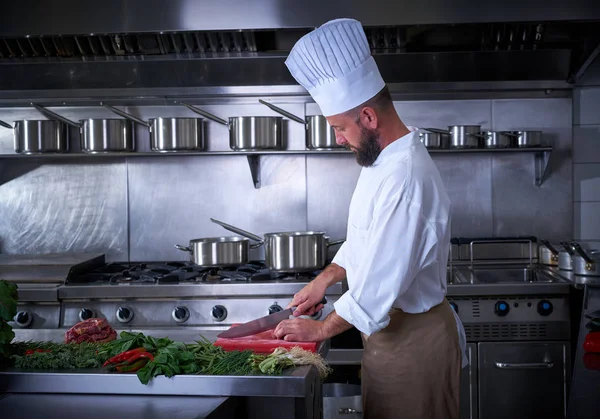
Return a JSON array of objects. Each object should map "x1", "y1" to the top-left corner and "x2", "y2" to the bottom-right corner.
[
  {"x1": 217, "y1": 297, "x2": 327, "y2": 339},
  {"x1": 217, "y1": 307, "x2": 294, "y2": 338}
]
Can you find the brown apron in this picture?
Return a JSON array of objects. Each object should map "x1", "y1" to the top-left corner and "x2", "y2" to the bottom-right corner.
[{"x1": 361, "y1": 299, "x2": 461, "y2": 419}]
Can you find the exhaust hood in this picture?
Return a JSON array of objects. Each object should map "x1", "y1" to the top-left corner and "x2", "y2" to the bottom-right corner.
[{"x1": 0, "y1": 0, "x2": 598, "y2": 97}]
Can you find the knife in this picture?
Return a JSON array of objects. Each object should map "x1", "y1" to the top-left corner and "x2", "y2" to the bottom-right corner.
[{"x1": 217, "y1": 297, "x2": 327, "y2": 339}]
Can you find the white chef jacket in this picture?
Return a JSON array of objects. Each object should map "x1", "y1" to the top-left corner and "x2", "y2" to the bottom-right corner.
[{"x1": 332, "y1": 129, "x2": 468, "y2": 367}]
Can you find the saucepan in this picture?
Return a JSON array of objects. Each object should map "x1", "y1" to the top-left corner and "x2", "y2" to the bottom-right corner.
[
  {"x1": 257, "y1": 99, "x2": 343, "y2": 150},
  {"x1": 423, "y1": 125, "x2": 485, "y2": 149},
  {"x1": 32, "y1": 104, "x2": 135, "y2": 153},
  {"x1": 558, "y1": 241, "x2": 574, "y2": 271},
  {"x1": 570, "y1": 242, "x2": 600, "y2": 277},
  {"x1": 538, "y1": 239, "x2": 559, "y2": 266},
  {"x1": 503, "y1": 131, "x2": 542, "y2": 148},
  {"x1": 482, "y1": 131, "x2": 514, "y2": 149},
  {"x1": 175, "y1": 236, "x2": 261, "y2": 267},
  {"x1": 179, "y1": 102, "x2": 283, "y2": 151},
  {"x1": 210, "y1": 218, "x2": 345, "y2": 273},
  {"x1": 0, "y1": 118, "x2": 68, "y2": 154},
  {"x1": 103, "y1": 104, "x2": 204, "y2": 152},
  {"x1": 419, "y1": 130, "x2": 450, "y2": 149}
]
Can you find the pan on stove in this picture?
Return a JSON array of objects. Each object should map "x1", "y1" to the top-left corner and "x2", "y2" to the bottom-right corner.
[
  {"x1": 210, "y1": 218, "x2": 344, "y2": 273},
  {"x1": 175, "y1": 236, "x2": 261, "y2": 267}
]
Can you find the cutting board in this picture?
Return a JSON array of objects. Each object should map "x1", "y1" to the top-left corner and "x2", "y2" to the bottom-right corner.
[{"x1": 214, "y1": 324, "x2": 320, "y2": 354}]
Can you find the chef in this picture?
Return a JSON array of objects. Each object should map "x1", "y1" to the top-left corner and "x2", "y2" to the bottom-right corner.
[{"x1": 273, "y1": 18, "x2": 467, "y2": 419}]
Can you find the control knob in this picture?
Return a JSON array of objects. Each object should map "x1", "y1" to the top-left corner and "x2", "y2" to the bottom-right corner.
[
  {"x1": 537, "y1": 300, "x2": 553, "y2": 316},
  {"x1": 494, "y1": 301, "x2": 510, "y2": 317},
  {"x1": 172, "y1": 306, "x2": 190, "y2": 323},
  {"x1": 268, "y1": 304, "x2": 283, "y2": 315},
  {"x1": 79, "y1": 308, "x2": 95, "y2": 321},
  {"x1": 14, "y1": 311, "x2": 32, "y2": 328},
  {"x1": 116, "y1": 307, "x2": 134, "y2": 323},
  {"x1": 212, "y1": 305, "x2": 227, "y2": 322}
]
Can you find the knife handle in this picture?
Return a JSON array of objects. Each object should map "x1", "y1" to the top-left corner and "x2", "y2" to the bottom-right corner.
[{"x1": 290, "y1": 297, "x2": 327, "y2": 313}]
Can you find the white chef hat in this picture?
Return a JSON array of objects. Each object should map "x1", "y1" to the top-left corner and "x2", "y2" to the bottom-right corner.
[{"x1": 285, "y1": 18, "x2": 385, "y2": 117}]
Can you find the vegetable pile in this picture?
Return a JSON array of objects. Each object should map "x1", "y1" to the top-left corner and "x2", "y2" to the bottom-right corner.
[
  {"x1": 0, "y1": 280, "x2": 18, "y2": 359},
  {"x1": 10, "y1": 330, "x2": 331, "y2": 385}
]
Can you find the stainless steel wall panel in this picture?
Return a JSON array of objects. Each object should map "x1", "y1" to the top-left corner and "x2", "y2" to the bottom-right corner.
[
  {"x1": 306, "y1": 155, "x2": 362, "y2": 257},
  {"x1": 392, "y1": 99, "x2": 492, "y2": 130},
  {"x1": 0, "y1": 160, "x2": 128, "y2": 260},
  {"x1": 127, "y1": 155, "x2": 307, "y2": 261},
  {"x1": 433, "y1": 154, "x2": 494, "y2": 237},
  {"x1": 491, "y1": 98, "x2": 572, "y2": 240}
]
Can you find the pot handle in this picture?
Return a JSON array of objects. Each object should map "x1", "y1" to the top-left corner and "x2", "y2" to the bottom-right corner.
[
  {"x1": 258, "y1": 99, "x2": 306, "y2": 124},
  {"x1": 560, "y1": 241, "x2": 574, "y2": 255},
  {"x1": 570, "y1": 241, "x2": 595, "y2": 264},
  {"x1": 500, "y1": 131, "x2": 519, "y2": 137},
  {"x1": 31, "y1": 103, "x2": 81, "y2": 128},
  {"x1": 326, "y1": 239, "x2": 346, "y2": 247},
  {"x1": 210, "y1": 218, "x2": 264, "y2": 243},
  {"x1": 539, "y1": 239, "x2": 559, "y2": 255},
  {"x1": 422, "y1": 127, "x2": 450, "y2": 135},
  {"x1": 101, "y1": 103, "x2": 151, "y2": 127},
  {"x1": 179, "y1": 102, "x2": 229, "y2": 126},
  {"x1": 174, "y1": 244, "x2": 192, "y2": 252},
  {"x1": 0, "y1": 120, "x2": 13, "y2": 129}
]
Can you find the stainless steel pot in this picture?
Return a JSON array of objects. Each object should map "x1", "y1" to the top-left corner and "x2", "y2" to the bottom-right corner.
[
  {"x1": 505, "y1": 130, "x2": 542, "y2": 148},
  {"x1": 210, "y1": 218, "x2": 345, "y2": 273},
  {"x1": 538, "y1": 239, "x2": 559, "y2": 266},
  {"x1": 180, "y1": 102, "x2": 283, "y2": 151},
  {"x1": 175, "y1": 236, "x2": 259, "y2": 267},
  {"x1": 32, "y1": 104, "x2": 135, "y2": 153},
  {"x1": 425, "y1": 125, "x2": 484, "y2": 148},
  {"x1": 558, "y1": 241, "x2": 573, "y2": 271},
  {"x1": 419, "y1": 131, "x2": 450, "y2": 149},
  {"x1": 258, "y1": 100, "x2": 342, "y2": 150},
  {"x1": 103, "y1": 104, "x2": 204, "y2": 152},
  {"x1": 570, "y1": 242, "x2": 600, "y2": 277},
  {"x1": 483, "y1": 131, "x2": 513, "y2": 148},
  {"x1": 0, "y1": 119, "x2": 68, "y2": 154}
]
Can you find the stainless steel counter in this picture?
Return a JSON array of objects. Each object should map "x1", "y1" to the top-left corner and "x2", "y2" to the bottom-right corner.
[{"x1": 0, "y1": 393, "x2": 235, "y2": 419}]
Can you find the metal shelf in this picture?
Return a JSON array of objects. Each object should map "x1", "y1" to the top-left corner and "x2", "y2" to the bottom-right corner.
[{"x1": 0, "y1": 147, "x2": 552, "y2": 188}]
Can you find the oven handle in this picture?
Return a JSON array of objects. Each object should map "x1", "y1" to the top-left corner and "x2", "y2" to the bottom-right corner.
[
  {"x1": 495, "y1": 361, "x2": 554, "y2": 369},
  {"x1": 339, "y1": 408, "x2": 363, "y2": 414}
]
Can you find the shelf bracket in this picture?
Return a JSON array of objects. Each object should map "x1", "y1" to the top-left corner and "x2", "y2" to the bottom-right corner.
[
  {"x1": 534, "y1": 150, "x2": 552, "y2": 187},
  {"x1": 246, "y1": 155, "x2": 261, "y2": 189}
]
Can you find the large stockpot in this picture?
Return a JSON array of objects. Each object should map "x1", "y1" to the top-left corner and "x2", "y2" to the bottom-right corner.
[
  {"x1": 32, "y1": 104, "x2": 135, "y2": 153},
  {"x1": 210, "y1": 218, "x2": 345, "y2": 273},
  {"x1": 258, "y1": 99, "x2": 343, "y2": 150},
  {"x1": 425, "y1": 125, "x2": 484, "y2": 148},
  {"x1": 0, "y1": 119, "x2": 68, "y2": 154},
  {"x1": 180, "y1": 102, "x2": 283, "y2": 151},
  {"x1": 570, "y1": 242, "x2": 600, "y2": 277},
  {"x1": 103, "y1": 104, "x2": 204, "y2": 152},
  {"x1": 174, "y1": 236, "x2": 259, "y2": 267}
]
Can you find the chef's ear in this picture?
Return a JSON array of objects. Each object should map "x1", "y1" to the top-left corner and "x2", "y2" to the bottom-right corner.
[{"x1": 358, "y1": 106, "x2": 378, "y2": 130}]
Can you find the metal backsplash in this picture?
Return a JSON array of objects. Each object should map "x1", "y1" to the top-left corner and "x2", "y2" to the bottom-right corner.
[{"x1": 0, "y1": 97, "x2": 572, "y2": 261}]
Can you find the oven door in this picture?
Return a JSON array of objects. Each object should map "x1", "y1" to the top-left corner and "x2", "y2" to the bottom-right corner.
[{"x1": 478, "y1": 341, "x2": 570, "y2": 419}]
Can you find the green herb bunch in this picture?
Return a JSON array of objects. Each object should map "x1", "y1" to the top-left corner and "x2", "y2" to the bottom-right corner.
[{"x1": 0, "y1": 280, "x2": 18, "y2": 359}]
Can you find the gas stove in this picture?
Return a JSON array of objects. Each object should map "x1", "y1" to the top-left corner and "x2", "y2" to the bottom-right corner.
[{"x1": 65, "y1": 260, "x2": 322, "y2": 284}]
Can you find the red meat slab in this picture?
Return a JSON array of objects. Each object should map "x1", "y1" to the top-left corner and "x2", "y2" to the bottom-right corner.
[{"x1": 214, "y1": 324, "x2": 319, "y2": 353}]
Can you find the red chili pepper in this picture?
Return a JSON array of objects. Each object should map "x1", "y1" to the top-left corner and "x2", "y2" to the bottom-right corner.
[
  {"x1": 25, "y1": 349, "x2": 34, "y2": 355},
  {"x1": 103, "y1": 347, "x2": 147, "y2": 367},
  {"x1": 123, "y1": 352, "x2": 154, "y2": 364},
  {"x1": 115, "y1": 358, "x2": 149, "y2": 373},
  {"x1": 583, "y1": 332, "x2": 600, "y2": 353}
]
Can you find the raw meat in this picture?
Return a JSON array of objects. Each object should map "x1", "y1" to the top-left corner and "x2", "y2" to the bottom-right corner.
[{"x1": 64, "y1": 318, "x2": 117, "y2": 344}]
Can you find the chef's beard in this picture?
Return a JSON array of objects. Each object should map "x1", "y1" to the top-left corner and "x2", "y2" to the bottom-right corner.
[{"x1": 348, "y1": 124, "x2": 382, "y2": 167}]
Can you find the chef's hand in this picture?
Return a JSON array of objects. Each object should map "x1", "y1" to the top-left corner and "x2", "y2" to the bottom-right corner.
[
  {"x1": 287, "y1": 280, "x2": 326, "y2": 317},
  {"x1": 274, "y1": 318, "x2": 324, "y2": 342}
]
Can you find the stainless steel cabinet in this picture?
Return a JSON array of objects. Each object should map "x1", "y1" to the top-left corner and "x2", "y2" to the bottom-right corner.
[
  {"x1": 460, "y1": 343, "x2": 478, "y2": 419},
  {"x1": 478, "y1": 342, "x2": 570, "y2": 419}
]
